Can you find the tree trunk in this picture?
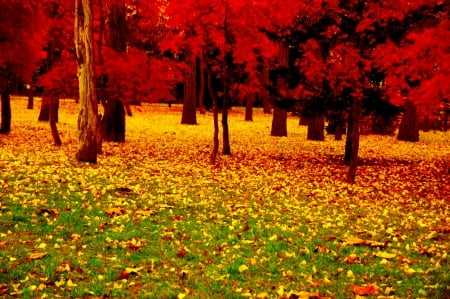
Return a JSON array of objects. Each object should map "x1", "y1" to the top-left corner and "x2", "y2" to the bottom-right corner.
[
  {"x1": 103, "y1": 99, "x2": 125, "y2": 142},
  {"x1": 27, "y1": 84, "x2": 34, "y2": 109},
  {"x1": 397, "y1": 99, "x2": 419, "y2": 142},
  {"x1": 222, "y1": 6, "x2": 231, "y2": 156},
  {"x1": 208, "y1": 71, "x2": 219, "y2": 165},
  {"x1": 245, "y1": 93, "x2": 254, "y2": 121},
  {"x1": 39, "y1": 99, "x2": 59, "y2": 122},
  {"x1": 49, "y1": 96, "x2": 62, "y2": 146},
  {"x1": 307, "y1": 114, "x2": 325, "y2": 141},
  {"x1": 125, "y1": 103, "x2": 132, "y2": 116},
  {"x1": 75, "y1": 0, "x2": 98, "y2": 163},
  {"x1": 38, "y1": 101, "x2": 50, "y2": 121},
  {"x1": 347, "y1": 98, "x2": 362, "y2": 184},
  {"x1": 198, "y1": 50, "x2": 206, "y2": 115},
  {"x1": 344, "y1": 109, "x2": 354, "y2": 166},
  {"x1": 271, "y1": 107, "x2": 288, "y2": 137},
  {"x1": 261, "y1": 58, "x2": 271, "y2": 114},
  {"x1": 0, "y1": 90, "x2": 11, "y2": 134},
  {"x1": 335, "y1": 124, "x2": 343, "y2": 141},
  {"x1": 271, "y1": 43, "x2": 289, "y2": 136},
  {"x1": 181, "y1": 45, "x2": 197, "y2": 125}
]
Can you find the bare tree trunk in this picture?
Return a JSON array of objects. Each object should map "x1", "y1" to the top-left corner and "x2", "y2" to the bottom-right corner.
[
  {"x1": 344, "y1": 109, "x2": 354, "y2": 166},
  {"x1": 307, "y1": 114, "x2": 325, "y2": 141},
  {"x1": 347, "y1": 97, "x2": 362, "y2": 184},
  {"x1": 0, "y1": 90, "x2": 11, "y2": 134},
  {"x1": 271, "y1": 107, "x2": 288, "y2": 137},
  {"x1": 208, "y1": 71, "x2": 219, "y2": 165},
  {"x1": 271, "y1": 43, "x2": 289, "y2": 136},
  {"x1": 222, "y1": 5, "x2": 231, "y2": 156},
  {"x1": 181, "y1": 45, "x2": 197, "y2": 125},
  {"x1": 125, "y1": 103, "x2": 132, "y2": 116},
  {"x1": 397, "y1": 99, "x2": 419, "y2": 142},
  {"x1": 27, "y1": 84, "x2": 34, "y2": 109},
  {"x1": 75, "y1": 0, "x2": 98, "y2": 163},
  {"x1": 49, "y1": 96, "x2": 62, "y2": 146},
  {"x1": 261, "y1": 58, "x2": 271, "y2": 114},
  {"x1": 198, "y1": 50, "x2": 206, "y2": 115},
  {"x1": 103, "y1": 99, "x2": 125, "y2": 142},
  {"x1": 245, "y1": 93, "x2": 254, "y2": 121}
]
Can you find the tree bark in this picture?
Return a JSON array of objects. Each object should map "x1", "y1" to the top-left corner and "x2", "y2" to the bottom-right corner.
[
  {"x1": 344, "y1": 109, "x2": 354, "y2": 166},
  {"x1": 307, "y1": 114, "x2": 325, "y2": 141},
  {"x1": 271, "y1": 107, "x2": 288, "y2": 137},
  {"x1": 347, "y1": 97, "x2": 362, "y2": 184},
  {"x1": 49, "y1": 96, "x2": 62, "y2": 146},
  {"x1": 397, "y1": 99, "x2": 419, "y2": 142},
  {"x1": 0, "y1": 90, "x2": 11, "y2": 134},
  {"x1": 181, "y1": 45, "x2": 197, "y2": 125},
  {"x1": 261, "y1": 58, "x2": 271, "y2": 114},
  {"x1": 103, "y1": 99, "x2": 125, "y2": 142},
  {"x1": 75, "y1": 0, "x2": 98, "y2": 163},
  {"x1": 271, "y1": 43, "x2": 289, "y2": 136},
  {"x1": 198, "y1": 50, "x2": 206, "y2": 115},
  {"x1": 27, "y1": 84, "x2": 34, "y2": 109},
  {"x1": 245, "y1": 93, "x2": 254, "y2": 121},
  {"x1": 208, "y1": 71, "x2": 219, "y2": 165}
]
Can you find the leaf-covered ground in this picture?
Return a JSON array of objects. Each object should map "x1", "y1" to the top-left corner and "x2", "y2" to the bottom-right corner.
[{"x1": 0, "y1": 97, "x2": 449, "y2": 298}]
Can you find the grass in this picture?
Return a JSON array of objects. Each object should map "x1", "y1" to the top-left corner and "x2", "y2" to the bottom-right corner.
[{"x1": 0, "y1": 97, "x2": 449, "y2": 298}]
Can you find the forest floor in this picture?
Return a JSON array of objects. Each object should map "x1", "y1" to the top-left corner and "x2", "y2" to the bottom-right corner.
[{"x1": 0, "y1": 97, "x2": 449, "y2": 298}]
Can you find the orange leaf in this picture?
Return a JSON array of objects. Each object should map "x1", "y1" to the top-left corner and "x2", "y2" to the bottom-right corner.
[
  {"x1": 0, "y1": 241, "x2": 7, "y2": 249},
  {"x1": 351, "y1": 284, "x2": 378, "y2": 296},
  {"x1": 28, "y1": 252, "x2": 48, "y2": 260}
]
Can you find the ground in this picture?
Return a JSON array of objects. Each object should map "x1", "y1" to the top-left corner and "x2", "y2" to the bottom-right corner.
[{"x1": 0, "y1": 97, "x2": 449, "y2": 298}]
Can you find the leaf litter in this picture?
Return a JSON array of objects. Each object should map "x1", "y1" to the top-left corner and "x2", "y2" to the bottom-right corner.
[{"x1": 0, "y1": 98, "x2": 448, "y2": 298}]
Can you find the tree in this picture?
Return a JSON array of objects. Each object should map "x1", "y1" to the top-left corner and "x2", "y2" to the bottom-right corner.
[
  {"x1": 0, "y1": 0, "x2": 47, "y2": 134},
  {"x1": 75, "y1": 0, "x2": 98, "y2": 163}
]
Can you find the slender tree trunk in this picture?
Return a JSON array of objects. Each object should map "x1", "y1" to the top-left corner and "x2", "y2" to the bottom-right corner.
[
  {"x1": 27, "y1": 84, "x2": 34, "y2": 109},
  {"x1": 397, "y1": 99, "x2": 419, "y2": 142},
  {"x1": 208, "y1": 71, "x2": 219, "y2": 165},
  {"x1": 347, "y1": 98, "x2": 362, "y2": 184},
  {"x1": 103, "y1": 99, "x2": 125, "y2": 142},
  {"x1": 96, "y1": 0, "x2": 105, "y2": 153},
  {"x1": 0, "y1": 90, "x2": 11, "y2": 134},
  {"x1": 271, "y1": 43, "x2": 289, "y2": 136},
  {"x1": 39, "y1": 98, "x2": 59, "y2": 122},
  {"x1": 245, "y1": 93, "x2": 254, "y2": 121},
  {"x1": 38, "y1": 101, "x2": 50, "y2": 121},
  {"x1": 222, "y1": 5, "x2": 231, "y2": 156},
  {"x1": 344, "y1": 109, "x2": 354, "y2": 166},
  {"x1": 49, "y1": 96, "x2": 62, "y2": 146},
  {"x1": 335, "y1": 124, "x2": 343, "y2": 141},
  {"x1": 75, "y1": 0, "x2": 98, "y2": 163},
  {"x1": 307, "y1": 114, "x2": 325, "y2": 141},
  {"x1": 271, "y1": 107, "x2": 288, "y2": 137},
  {"x1": 261, "y1": 58, "x2": 271, "y2": 114},
  {"x1": 181, "y1": 45, "x2": 197, "y2": 125},
  {"x1": 125, "y1": 103, "x2": 132, "y2": 116},
  {"x1": 198, "y1": 50, "x2": 206, "y2": 115}
]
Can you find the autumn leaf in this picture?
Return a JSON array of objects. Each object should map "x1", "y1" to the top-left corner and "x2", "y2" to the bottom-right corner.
[
  {"x1": 104, "y1": 207, "x2": 125, "y2": 217},
  {"x1": 28, "y1": 252, "x2": 48, "y2": 260},
  {"x1": 375, "y1": 251, "x2": 396, "y2": 259},
  {"x1": 350, "y1": 284, "x2": 379, "y2": 296},
  {"x1": 0, "y1": 241, "x2": 7, "y2": 249},
  {"x1": 238, "y1": 264, "x2": 249, "y2": 273}
]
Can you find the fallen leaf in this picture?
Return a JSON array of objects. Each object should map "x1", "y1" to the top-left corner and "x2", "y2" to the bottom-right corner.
[
  {"x1": 434, "y1": 226, "x2": 450, "y2": 233},
  {"x1": 375, "y1": 251, "x2": 396, "y2": 259},
  {"x1": 28, "y1": 252, "x2": 48, "y2": 260},
  {"x1": 238, "y1": 264, "x2": 249, "y2": 273},
  {"x1": 351, "y1": 284, "x2": 378, "y2": 295}
]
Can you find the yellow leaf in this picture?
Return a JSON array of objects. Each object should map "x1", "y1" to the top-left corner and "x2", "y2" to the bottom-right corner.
[
  {"x1": 28, "y1": 252, "x2": 48, "y2": 260},
  {"x1": 238, "y1": 264, "x2": 248, "y2": 273},
  {"x1": 269, "y1": 234, "x2": 277, "y2": 241},
  {"x1": 375, "y1": 251, "x2": 396, "y2": 259},
  {"x1": 256, "y1": 292, "x2": 269, "y2": 298}
]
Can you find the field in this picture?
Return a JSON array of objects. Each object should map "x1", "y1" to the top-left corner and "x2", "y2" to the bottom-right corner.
[{"x1": 0, "y1": 97, "x2": 449, "y2": 298}]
